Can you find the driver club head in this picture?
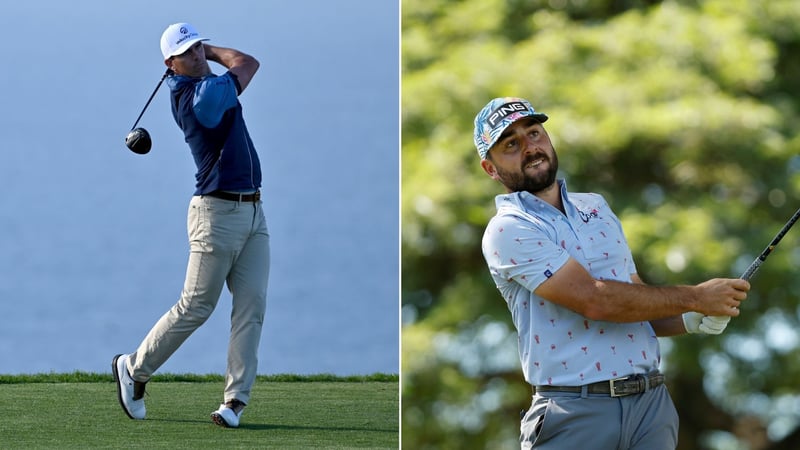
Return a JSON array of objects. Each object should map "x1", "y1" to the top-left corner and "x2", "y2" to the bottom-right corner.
[{"x1": 125, "y1": 127, "x2": 152, "y2": 154}]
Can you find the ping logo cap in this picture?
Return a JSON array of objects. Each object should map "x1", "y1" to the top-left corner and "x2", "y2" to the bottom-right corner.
[{"x1": 473, "y1": 97, "x2": 548, "y2": 159}]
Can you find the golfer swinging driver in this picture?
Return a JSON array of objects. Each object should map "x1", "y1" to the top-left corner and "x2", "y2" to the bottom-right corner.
[{"x1": 112, "y1": 22, "x2": 270, "y2": 428}]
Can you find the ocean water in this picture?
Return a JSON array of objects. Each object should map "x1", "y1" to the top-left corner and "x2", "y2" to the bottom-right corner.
[{"x1": 0, "y1": 1, "x2": 398, "y2": 376}]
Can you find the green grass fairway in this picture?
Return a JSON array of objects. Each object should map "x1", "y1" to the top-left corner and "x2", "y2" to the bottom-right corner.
[{"x1": 0, "y1": 373, "x2": 398, "y2": 449}]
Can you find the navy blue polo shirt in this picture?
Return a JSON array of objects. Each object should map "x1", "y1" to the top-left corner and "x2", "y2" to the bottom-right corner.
[{"x1": 167, "y1": 71, "x2": 262, "y2": 195}]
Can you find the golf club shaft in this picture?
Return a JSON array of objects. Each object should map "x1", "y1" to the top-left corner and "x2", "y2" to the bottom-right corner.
[
  {"x1": 702, "y1": 206, "x2": 800, "y2": 323},
  {"x1": 739, "y1": 206, "x2": 800, "y2": 281},
  {"x1": 130, "y1": 68, "x2": 172, "y2": 131}
]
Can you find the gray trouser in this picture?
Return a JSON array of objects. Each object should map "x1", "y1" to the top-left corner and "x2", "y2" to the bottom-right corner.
[
  {"x1": 521, "y1": 384, "x2": 679, "y2": 449},
  {"x1": 128, "y1": 195, "x2": 270, "y2": 404}
]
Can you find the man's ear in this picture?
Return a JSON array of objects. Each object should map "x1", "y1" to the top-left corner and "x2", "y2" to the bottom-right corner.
[{"x1": 481, "y1": 158, "x2": 498, "y2": 179}]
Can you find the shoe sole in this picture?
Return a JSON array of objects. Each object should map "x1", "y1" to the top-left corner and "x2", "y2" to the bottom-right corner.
[
  {"x1": 211, "y1": 412, "x2": 237, "y2": 428},
  {"x1": 112, "y1": 354, "x2": 137, "y2": 420}
]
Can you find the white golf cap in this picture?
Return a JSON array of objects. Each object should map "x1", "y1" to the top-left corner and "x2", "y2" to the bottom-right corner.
[{"x1": 160, "y1": 23, "x2": 209, "y2": 60}]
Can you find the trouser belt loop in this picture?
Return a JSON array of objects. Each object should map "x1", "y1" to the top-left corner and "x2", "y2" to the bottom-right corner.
[{"x1": 580, "y1": 384, "x2": 589, "y2": 399}]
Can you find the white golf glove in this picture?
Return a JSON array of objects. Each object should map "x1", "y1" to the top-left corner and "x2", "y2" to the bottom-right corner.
[{"x1": 682, "y1": 312, "x2": 731, "y2": 335}]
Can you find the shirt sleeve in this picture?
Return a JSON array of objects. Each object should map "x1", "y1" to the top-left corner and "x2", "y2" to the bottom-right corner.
[
  {"x1": 192, "y1": 72, "x2": 240, "y2": 128},
  {"x1": 482, "y1": 213, "x2": 572, "y2": 294}
]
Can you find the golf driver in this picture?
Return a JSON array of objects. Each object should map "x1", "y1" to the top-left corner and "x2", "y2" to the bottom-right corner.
[{"x1": 125, "y1": 68, "x2": 172, "y2": 154}]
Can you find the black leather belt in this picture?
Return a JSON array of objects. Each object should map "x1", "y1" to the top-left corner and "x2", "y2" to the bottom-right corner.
[
  {"x1": 205, "y1": 190, "x2": 261, "y2": 202},
  {"x1": 534, "y1": 372, "x2": 665, "y2": 397}
]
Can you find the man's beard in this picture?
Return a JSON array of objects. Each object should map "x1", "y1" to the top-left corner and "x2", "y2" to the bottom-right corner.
[{"x1": 496, "y1": 152, "x2": 558, "y2": 194}]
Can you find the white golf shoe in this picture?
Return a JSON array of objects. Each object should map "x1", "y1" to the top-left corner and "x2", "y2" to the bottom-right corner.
[
  {"x1": 112, "y1": 354, "x2": 146, "y2": 420},
  {"x1": 211, "y1": 400, "x2": 245, "y2": 428}
]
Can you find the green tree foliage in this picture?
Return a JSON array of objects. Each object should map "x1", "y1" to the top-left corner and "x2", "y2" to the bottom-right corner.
[{"x1": 402, "y1": 1, "x2": 800, "y2": 448}]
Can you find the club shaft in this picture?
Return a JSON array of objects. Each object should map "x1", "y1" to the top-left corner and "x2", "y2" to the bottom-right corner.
[
  {"x1": 739, "y1": 206, "x2": 800, "y2": 281},
  {"x1": 130, "y1": 69, "x2": 171, "y2": 131}
]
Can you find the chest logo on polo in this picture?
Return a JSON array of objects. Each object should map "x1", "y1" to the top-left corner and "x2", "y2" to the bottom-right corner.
[{"x1": 578, "y1": 208, "x2": 600, "y2": 223}]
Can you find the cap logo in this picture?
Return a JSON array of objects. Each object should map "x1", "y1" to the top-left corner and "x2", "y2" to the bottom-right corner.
[
  {"x1": 175, "y1": 29, "x2": 199, "y2": 46},
  {"x1": 180, "y1": 26, "x2": 188, "y2": 34},
  {"x1": 487, "y1": 101, "x2": 528, "y2": 128}
]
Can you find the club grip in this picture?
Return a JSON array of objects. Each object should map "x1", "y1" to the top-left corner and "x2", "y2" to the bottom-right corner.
[{"x1": 740, "y1": 258, "x2": 763, "y2": 281}]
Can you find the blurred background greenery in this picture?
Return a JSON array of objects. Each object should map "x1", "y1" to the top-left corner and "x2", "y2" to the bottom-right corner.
[{"x1": 401, "y1": 1, "x2": 800, "y2": 449}]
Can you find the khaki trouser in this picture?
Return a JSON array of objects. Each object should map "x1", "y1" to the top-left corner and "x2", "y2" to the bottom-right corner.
[{"x1": 128, "y1": 194, "x2": 270, "y2": 404}]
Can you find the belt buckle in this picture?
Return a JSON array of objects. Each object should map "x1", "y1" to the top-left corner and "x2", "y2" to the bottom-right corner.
[{"x1": 608, "y1": 377, "x2": 629, "y2": 397}]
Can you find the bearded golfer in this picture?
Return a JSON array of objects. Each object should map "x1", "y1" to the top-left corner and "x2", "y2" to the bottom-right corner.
[
  {"x1": 112, "y1": 22, "x2": 270, "y2": 428},
  {"x1": 475, "y1": 97, "x2": 749, "y2": 448}
]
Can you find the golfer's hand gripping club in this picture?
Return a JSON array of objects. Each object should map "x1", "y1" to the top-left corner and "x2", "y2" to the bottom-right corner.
[
  {"x1": 689, "y1": 260, "x2": 756, "y2": 335},
  {"x1": 684, "y1": 235, "x2": 759, "y2": 335},
  {"x1": 682, "y1": 311, "x2": 729, "y2": 335}
]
